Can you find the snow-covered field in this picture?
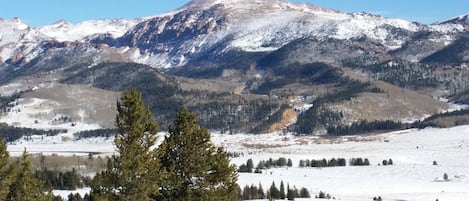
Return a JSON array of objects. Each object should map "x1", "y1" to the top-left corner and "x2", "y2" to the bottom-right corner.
[
  {"x1": 5, "y1": 125, "x2": 469, "y2": 200},
  {"x1": 220, "y1": 126, "x2": 469, "y2": 201}
]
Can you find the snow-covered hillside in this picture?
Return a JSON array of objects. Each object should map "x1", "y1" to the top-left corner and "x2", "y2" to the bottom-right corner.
[
  {"x1": 0, "y1": 18, "x2": 47, "y2": 63},
  {"x1": 37, "y1": 19, "x2": 141, "y2": 42}
]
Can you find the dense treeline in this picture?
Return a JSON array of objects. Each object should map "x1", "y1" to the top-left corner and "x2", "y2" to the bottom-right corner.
[
  {"x1": 62, "y1": 62, "x2": 288, "y2": 133},
  {"x1": 240, "y1": 181, "x2": 311, "y2": 200},
  {"x1": 0, "y1": 148, "x2": 56, "y2": 200},
  {"x1": 294, "y1": 80, "x2": 384, "y2": 134},
  {"x1": 0, "y1": 92, "x2": 22, "y2": 112},
  {"x1": 74, "y1": 129, "x2": 117, "y2": 139},
  {"x1": 190, "y1": 100, "x2": 284, "y2": 134},
  {"x1": 299, "y1": 158, "x2": 347, "y2": 168},
  {"x1": 238, "y1": 157, "x2": 293, "y2": 173},
  {"x1": 34, "y1": 168, "x2": 91, "y2": 190},
  {"x1": 0, "y1": 123, "x2": 67, "y2": 142},
  {"x1": 0, "y1": 89, "x2": 239, "y2": 201},
  {"x1": 327, "y1": 120, "x2": 403, "y2": 136},
  {"x1": 345, "y1": 60, "x2": 440, "y2": 90},
  {"x1": 253, "y1": 63, "x2": 343, "y2": 95},
  {"x1": 413, "y1": 108, "x2": 469, "y2": 129},
  {"x1": 349, "y1": 158, "x2": 371, "y2": 166},
  {"x1": 298, "y1": 157, "x2": 371, "y2": 167}
]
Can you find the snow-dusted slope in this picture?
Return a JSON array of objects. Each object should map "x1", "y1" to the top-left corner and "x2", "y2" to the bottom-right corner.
[
  {"x1": 0, "y1": 18, "x2": 48, "y2": 63},
  {"x1": 0, "y1": 0, "x2": 467, "y2": 68},
  {"x1": 439, "y1": 13, "x2": 469, "y2": 25},
  {"x1": 118, "y1": 0, "x2": 465, "y2": 67},
  {"x1": 37, "y1": 19, "x2": 141, "y2": 42}
]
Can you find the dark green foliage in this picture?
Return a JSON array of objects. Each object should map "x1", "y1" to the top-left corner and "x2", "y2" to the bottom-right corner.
[
  {"x1": 350, "y1": 158, "x2": 370, "y2": 166},
  {"x1": 91, "y1": 88, "x2": 161, "y2": 201},
  {"x1": 294, "y1": 105, "x2": 343, "y2": 135},
  {"x1": 237, "y1": 164, "x2": 251, "y2": 173},
  {"x1": 327, "y1": 120, "x2": 403, "y2": 136},
  {"x1": 67, "y1": 193, "x2": 84, "y2": 201},
  {"x1": 0, "y1": 137, "x2": 14, "y2": 200},
  {"x1": 316, "y1": 191, "x2": 331, "y2": 199},
  {"x1": 240, "y1": 182, "x2": 309, "y2": 201},
  {"x1": 388, "y1": 159, "x2": 393, "y2": 165},
  {"x1": 74, "y1": 129, "x2": 117, "y2": 139},
  {"x1": 241, "y1": 184, "x2": 265, "y2": 200},
  {"x1": 294, "y1": 80, "x2": 379, "y2": 134},
  {"x1": 413, "y1": 108, "x2": 469, "y2": 129},
  {"x1": 6, "y1": 150, "x2": 53, "y2": 201},
  {"x1": 422, "y1": 35, "x2": 469, "y2": 65},
  {"x1": 299, "y1": 187, "x2": 311, "y2": 198},
  {"x1": 157, "y1": 108, "x2": 239, "y2": 201},
  {"x1": 268, "y1": 182, "x2": 280, "y2": 199},
  {"x1": 0, "y1": 92, "x2": 22, "y2": 112},
  {"x1": 52, "y1": 195, "x2": 64, "y2": 201},
  {"x1": 287, "y1": 185, "x2": 300, "y2": 201},
  {"x1": 253, "y1": 62, "x2": 343, "y2": 94},
  {"x1": 279, "y1": 181, "x2": 286, "y2": 199},
  {"x1": 287, "y1": 158, "x2": 293, "y2": 167},
  {"x1": 252, "y1": 157, "x2": 293, "y2": 170},
  {"x1": 347, "y1": 61, "x2": 440, "y2": 90},
  {"x1": 246, "y1": 159, "x2": 254, "y2": 172},
  {"x1": 307, "y1": 158, "x2": 346, "y2": 168},
  {"x1": 382, "y1": 160, "x2": 388, "y2": 166},
  {"x1": 299, "y1": 160, "x2": 305, "y2": 168},
  {"x1": 191, "y1": 100, "x2": 284, "y2": 134},
  {"x1": 0, "y1": 123, "x2": 67, "y2": 143},
  {"x1": 62, "y1": 62, "x2": 183, "y2": 128},
  {"x1": 34, "y1": 168, "x2": 91, "y2": 190}
]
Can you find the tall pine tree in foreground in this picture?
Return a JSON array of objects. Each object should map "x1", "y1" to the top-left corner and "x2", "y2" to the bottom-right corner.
[
  {"x1": 157, "y1": 108, "x2": 239, "y2": 201},
  {"x1": 91, "y1": 88, "x2": 161, "y2": 201},
  {"x1": 6, "y1": 149, "x2": 52, "y2": 201},
  {"x1": 0, "y1": 137, "x2": 14, "y2": 200}
]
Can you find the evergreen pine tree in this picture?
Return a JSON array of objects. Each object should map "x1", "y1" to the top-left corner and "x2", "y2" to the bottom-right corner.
[
  {"x1": 299, "y1": 187, "x2": 311, "y2": 198},
  {"x1": 242, "y1": 185, "x2": 250, "y2": 200},
  {"x1": 287, "y1": 158, "x2": 293, "y2": 167},
  {"x1": 246, "y1": 159, "x2": 254, "y2": 172},
  {"x1": 280, "y1": 181, "x2": 286, "y2": 199},
  {"x1": 157, "y1": 108, "x2": 239, "y2": 201},
  {"x1": 90, "y1": 88, "x2": 161, "y2": 201},
  {"x1": 6, "y1": 149, "x2": 52, "y2": 201},
  {"x1": 269, "y1": 181, "x2": 280, "y2": 199},
  {"x1": 0, "y1": 137, "x2": 14, "y2": 200},
  {"x1": 258, "y1": 182, "x2": 265, "y2": 199},
  {"x1": 287, "y1": 184, "x2": 295, "y2": 200}
]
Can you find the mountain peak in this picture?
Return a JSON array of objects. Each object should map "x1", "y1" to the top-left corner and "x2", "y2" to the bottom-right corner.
[
  {"x1": 178, "y1": 0, "x2": 334, "y2": 16},
  {"x1": 439, "y1": 13, "x2": 469, "y2": 25},
  {"x1": 185, "y1": 0, "x2": 284, "y2": 6}
]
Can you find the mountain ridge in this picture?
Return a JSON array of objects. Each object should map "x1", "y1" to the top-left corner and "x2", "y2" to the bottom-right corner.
[{"x1": 0, "y1": 1, "x2": 469, "y2": 134}]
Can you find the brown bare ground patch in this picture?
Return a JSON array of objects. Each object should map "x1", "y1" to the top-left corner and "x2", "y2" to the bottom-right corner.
[{"x1": 268, "y1": 108, "x2": 298, "y2": 132}]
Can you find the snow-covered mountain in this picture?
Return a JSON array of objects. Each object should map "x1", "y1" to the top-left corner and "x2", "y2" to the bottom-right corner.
[
  {"x1": 110, "y1": 0, "x2": 467, "y2": 67},
  {"x1": 37, "y1": 18, "x2": 142, "y2": 42},
  {"x1": 0, "y1": 0, "x2": 469, "y2": 135},
  {"x1": 0, "y1": 18, "x2": 49, "y2": 64},
  {"x1": 0, "y1": 0, "x2": 467, "y2": 69},
  {"x1": 439, "y1": 13, "x2": 469, "y2": 26}
]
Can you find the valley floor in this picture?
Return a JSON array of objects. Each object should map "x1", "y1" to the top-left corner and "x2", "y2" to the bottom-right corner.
[{"x1": 7, "y1": 125, "x2": 469, "y2": 201}]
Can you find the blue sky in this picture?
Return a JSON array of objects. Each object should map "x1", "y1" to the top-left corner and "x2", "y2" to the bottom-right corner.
[{"x1": 1, "y1": 0, "x2": 467, "y2": 27}]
